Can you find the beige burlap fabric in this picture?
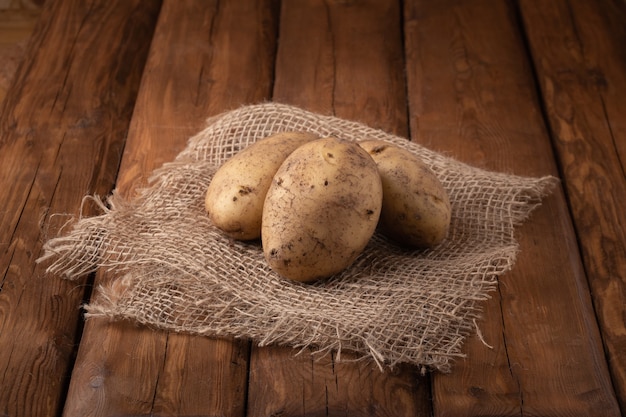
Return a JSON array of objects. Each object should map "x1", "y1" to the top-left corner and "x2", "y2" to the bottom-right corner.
[{"x1": 39, "y1": 103, "x2": 558, "y2": 372}]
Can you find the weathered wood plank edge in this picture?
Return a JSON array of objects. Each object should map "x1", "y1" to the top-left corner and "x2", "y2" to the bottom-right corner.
[{"x1": 0, "y1": 0, "x2": 161, "y2": 416}]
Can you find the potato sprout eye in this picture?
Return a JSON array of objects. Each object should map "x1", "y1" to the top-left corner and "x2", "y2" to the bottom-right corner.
[
  {"x1": 239, "y1": 186, "x2": 253, "y2": 195},
  {"x1": 371, "y1": 145, "x2": 387, "y2": 154}
]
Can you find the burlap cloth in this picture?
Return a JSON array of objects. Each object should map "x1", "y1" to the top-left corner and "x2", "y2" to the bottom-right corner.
[{"x1": 39, "y1": 103, "x2": 558, "y2": 372}]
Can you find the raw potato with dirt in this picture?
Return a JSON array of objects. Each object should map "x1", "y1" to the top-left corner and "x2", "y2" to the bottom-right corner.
[
  {"x1": 205, "y1": 131, "x2": 318, "y2": 240},
  {"x1": 359, "y1": 140, "x2": 451, "y2": 248},
  {"x1": 262, "y1": 137, "x2": 383, "y2": 282}
]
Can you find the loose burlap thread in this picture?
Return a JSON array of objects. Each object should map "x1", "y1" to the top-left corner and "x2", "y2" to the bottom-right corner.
[{"x1": 39, "y1": 103, "x2": 558, "y2": 372}]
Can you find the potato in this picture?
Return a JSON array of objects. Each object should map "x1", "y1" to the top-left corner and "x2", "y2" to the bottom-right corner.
[
  {"x1": 359, "y1": 140, "x2": 451, "y2": 248},
  {"x1": 262, "y1": 137, "x2": 382, "y2": 282},
  {"x1": 205, "y1": 131, "x2": 318, "y2": 240}
]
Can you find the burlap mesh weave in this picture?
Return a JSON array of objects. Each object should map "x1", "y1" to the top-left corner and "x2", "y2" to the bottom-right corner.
[{"x1": 39, "y1": 103, "x2": 558, "y2": 372}]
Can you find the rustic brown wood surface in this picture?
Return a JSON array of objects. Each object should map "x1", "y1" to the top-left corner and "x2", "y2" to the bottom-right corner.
[
  {"x1": 0, "y1": 0, "x2": 624, "y2": 416},
  {"x1": 0, "y1": 1, "x2": 159, "y2": 416},
  {"x1": 404, "y1": 1, "x2": 621, "y2": 416},
  {"x1": 0, "y1": 5, "x2": 41, "y2": 103},
  {"x1": 519, "y1": 0, "x2": 626, "y2": 412},
  {"x1": 61, "y1": 1, "x2": 277, "y2": 416}
]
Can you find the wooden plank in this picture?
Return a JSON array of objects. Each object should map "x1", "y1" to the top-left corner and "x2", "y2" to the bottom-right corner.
[
  {"x1": 0, "y1": 1, "x2": 160, "y2": 416},
  {"x1": 0, "y1": 7, "x2": 42, "y2": 103},
  {"x1": 246, "y1": 1, "x2": 432, "y2": 416},
  {"x1": 403, "y1": 1, "x2": 621, "y2": 416},
  {"x1": 518, "y1": 0, "x2": 626, "y2": 412},
  {"x1": 60, "y1": 1, "x2": 278, "y2": 416}
]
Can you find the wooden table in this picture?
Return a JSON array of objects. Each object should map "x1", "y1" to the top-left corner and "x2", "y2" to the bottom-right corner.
[{"x1": 1, "y1": 0, "x2": 624, "y2": 416}]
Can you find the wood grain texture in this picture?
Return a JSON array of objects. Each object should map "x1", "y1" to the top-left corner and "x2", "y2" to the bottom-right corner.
[
  {"x1": 0, "y1": 7, "x2": 41, "y2": 103},
  {"x1": 60, "y1": 1, "x2": 278, "y2": 416},
  {"x1": 249, "y1": 348, "x2": 429, "y2": 417},
  {"x1": 247, "y1": 1, "x2": 431, "y2": 416},
  {"x1": 404, "y1": 0, "x2": 621, "y2": 416},
  {"x1": 519, "y1": 0, "x2": 626, "y2": 413},
  {"x1": 0, "y1": 1, "x2": 159, "y2": 416},
  {"x1": 273, "y1": 0, "x2": 407, "y2": 136}
]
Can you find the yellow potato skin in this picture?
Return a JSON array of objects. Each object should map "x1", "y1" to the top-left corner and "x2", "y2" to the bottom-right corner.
[
  {"x1": 205, "y1": 131, "x2": 318, "y2": 240},
  {"x1": 262, "y1": 137, "x2": 382, "y2": 282},
  {"x1": 359, "y1": 140, "x2": 451, "y2": 248}
]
